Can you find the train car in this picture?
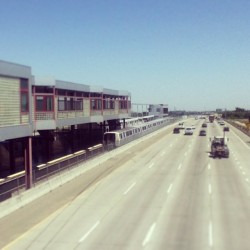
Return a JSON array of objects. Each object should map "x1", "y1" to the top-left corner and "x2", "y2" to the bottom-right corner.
[{"x1": 103, "y1": 117, "x2": 169, "y2": 150}]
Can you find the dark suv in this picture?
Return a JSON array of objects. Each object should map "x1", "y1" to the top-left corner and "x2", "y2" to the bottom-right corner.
[
  {"x1": 199, "y1": 129, "x2": 206, "y2": 136},
  {"x1": 173, "y1": 127, "x2": 180, "y2": 134}
]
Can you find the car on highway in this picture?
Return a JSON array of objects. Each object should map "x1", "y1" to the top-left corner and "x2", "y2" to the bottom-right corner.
[
  {"x1": 223, "y1": 126, "x2": 229, "y2": 132},
  {"x1": 218, "y1": 121, "x2": 225, "y2": 126},
  {"x1": 184, "y1": 127, "x2": 193, "y2": 135},
  {"x1": 199, "y1": 129, "x2": 206, "y2": 136},
  {"x1": 173, "y1": 127, "x2": 180, "y2": 134},
  {"x1": 202, "y1": 123, "x2": 207, "y2": 128}
]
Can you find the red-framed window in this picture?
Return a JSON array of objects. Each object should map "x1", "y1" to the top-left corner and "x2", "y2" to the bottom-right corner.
[
  {"x1": 91, "y1": 99, "x2": 102, "y2": 110},
  {"x1": 20, "y1": 78, "x2": 29, "y2": 112},
  {"x1": 103, "y1": 99, "x2": 115, "y2": 109},
  {"x1": 119, "y1": 99, "x2": 128, "y2": 109},
  {"x1": 35, "y1": 95, "x2": 54, "y2": 111},
  {"x1": 58, "y1": 96, "x2": 83, "y2": 111}
]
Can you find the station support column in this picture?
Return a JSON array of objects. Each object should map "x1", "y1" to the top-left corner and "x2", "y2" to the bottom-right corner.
[{"x1": 25, "y1": 137, "x2": 32, "y2": 189}]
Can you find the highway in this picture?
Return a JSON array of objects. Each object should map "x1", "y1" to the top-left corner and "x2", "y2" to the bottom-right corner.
[{"x1": 1, "y1": 118, "x2": 250, "y2": 250}]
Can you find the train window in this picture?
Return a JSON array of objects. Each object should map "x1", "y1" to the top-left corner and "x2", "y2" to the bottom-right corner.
[
  {"x1": 126, "y1": 130, "x2": 132, "y2": 136},
  {"x1": 104, "y1": 133, "x2": 115, "y2": 143}
]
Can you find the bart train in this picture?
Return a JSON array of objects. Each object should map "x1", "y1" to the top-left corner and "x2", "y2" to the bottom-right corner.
[{"x1": 103, "y1": 117, "x2": 174, "y2": 150}]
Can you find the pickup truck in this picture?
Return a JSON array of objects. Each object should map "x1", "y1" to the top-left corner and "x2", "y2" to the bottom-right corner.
[{"x1": 210, "y1": 136, "x2": 229, "y2": 158}]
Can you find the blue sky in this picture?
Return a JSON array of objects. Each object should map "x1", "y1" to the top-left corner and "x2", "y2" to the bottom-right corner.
[{"x1": 1, "y1": 0, "x2": 250, "y2": 111}]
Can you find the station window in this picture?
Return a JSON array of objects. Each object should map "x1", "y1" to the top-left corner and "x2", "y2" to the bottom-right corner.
[
  {"x1": 103, "y1": 95, "x2": 112, "y2": 110},
  {"x1": 66, "y1": 97, "x2": 74, "y2": 110},
  {"x1": 58, "y1": 97, "x2": 83, "y2": 111},
  {"x1": 57, "y1": 89, "x2": 67, "y2": 96},
  {"x1": 91, "y1": 99, "x2": 102, "y2": 110},
  {"x1": 20, "y1": 79, "x2": 29, "y2": 112},
  {"x1": 75, "y1": 98, "x2": 83, "y2": 110},
  {"x1": 103, "y1": 99, "x2": 115, "y2": 110},
  {"x1": 58, "y1": 97, "x2": 66, "y2": 111},
  {"x1": 34, "y1": 86, "x2": 54, "y2": 94},
  {"x1": 36, "y1": 96, "x2": 53, "y2": 111},
  {"x1": 119, "y1": 99, "x2": 127, "y2": 109}
]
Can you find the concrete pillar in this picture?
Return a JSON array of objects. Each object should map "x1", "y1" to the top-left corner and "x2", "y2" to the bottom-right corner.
[
  {"x1": 71, "y1": 125, "x2": 76, "y2": 152},
  {"x1": 25, "y1": 137, "x2": 32, "y2": 189},
  {"x1": 9, "y1": 140, "x2": 15, "y2": 174}
]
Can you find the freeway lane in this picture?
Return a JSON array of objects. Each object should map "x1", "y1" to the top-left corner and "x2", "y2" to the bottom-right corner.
[
  {"x1": 2, "y1": 118, "x2": 250, "y2": 250},
  {"x1": 210, "y1": 121, "x2": 250, "y2": 250}
]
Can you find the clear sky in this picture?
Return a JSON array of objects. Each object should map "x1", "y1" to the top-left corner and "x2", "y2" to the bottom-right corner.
[{"x1": 1, "y1": 0, "x2": 250, "y2": 111}]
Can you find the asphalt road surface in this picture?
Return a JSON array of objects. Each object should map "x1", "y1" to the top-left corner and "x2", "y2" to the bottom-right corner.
[{"x1": 1, "y1": 118, "x2": 250, "y2": 250}]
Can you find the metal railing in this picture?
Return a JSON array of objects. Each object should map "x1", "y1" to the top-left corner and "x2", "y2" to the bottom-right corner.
[
  {"x1": 0, "y1": 171, "x2": 26, "y2": 201},
  {"x1": 226, "y1": 119, "x2": 250, "y2": 137},
  {"x1": 0, "y1": 146, "x2": 104, "y2": 202}
]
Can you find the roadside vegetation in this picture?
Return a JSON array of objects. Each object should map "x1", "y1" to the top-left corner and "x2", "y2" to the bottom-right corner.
[{"x1": 222, "y1": 107, "x2": 250, "y2": 120}]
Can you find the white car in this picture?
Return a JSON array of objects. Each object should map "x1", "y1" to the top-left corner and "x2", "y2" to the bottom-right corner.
[{"x1": 184, "y1": 127, "x2": 193, "y2": 135}]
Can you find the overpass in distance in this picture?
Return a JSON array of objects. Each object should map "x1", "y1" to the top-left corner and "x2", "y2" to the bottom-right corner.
[{"x1": 1, "y1": 117, "x2": 250, "y2": 250}]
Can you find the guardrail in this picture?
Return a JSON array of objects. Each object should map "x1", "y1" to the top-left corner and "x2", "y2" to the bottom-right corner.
[
  {"x1": 0, "y1": 171, "x2": 26, "y2": 201},
  {"x1": 0, "y1": 145, "x2": 104, "y2": 202},
  {"x1": 226, "y1": 119, "x2": 250, "y2": 137},
  {"x1": 34, "y1": 151, "x2": 86, "y2": 184}
]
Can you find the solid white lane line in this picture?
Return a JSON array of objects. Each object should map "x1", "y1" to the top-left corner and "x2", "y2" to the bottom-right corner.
[
  {"x1": 148, "y1": 163, "x2": 154, "y2": 169},
  {"x1": 79, "y1": 221, "x2": 100, "y2": 243},
  {"x1": 209, "y1": 221, "x2": 213, "y2": 247},
  {"x1": 208, "y1": 184, "x2": 212, "y2": 195},
  {"x1": 178, "y1": 164, "x2": 182, "y2": 170},
  {"x1": 123, "y1": 182, "x2": 136, "y2": 195},
  {"x1": 142, "y1": 223, "x2": 156, "y2": 246},
  {"x1": 231, "y1": 128, "x2": 250, "y2": 151},
  {"x1": 167, "y1": 184, "x2": 173, "y2": 194}
]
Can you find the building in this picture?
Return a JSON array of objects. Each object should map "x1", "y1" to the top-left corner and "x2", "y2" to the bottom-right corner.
[
  {"x1": 0, "y1": 60, "x2": 131, "y2": 188},
  {"x1": 148, "y1": 104, "x2": 168, "y2": 118},
  {"x1": 0, "y1": 60, "x2": 33, "y2": 187},
  {"x1": 0, "y1": 60, "x2": 33, "y2": 141}
]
